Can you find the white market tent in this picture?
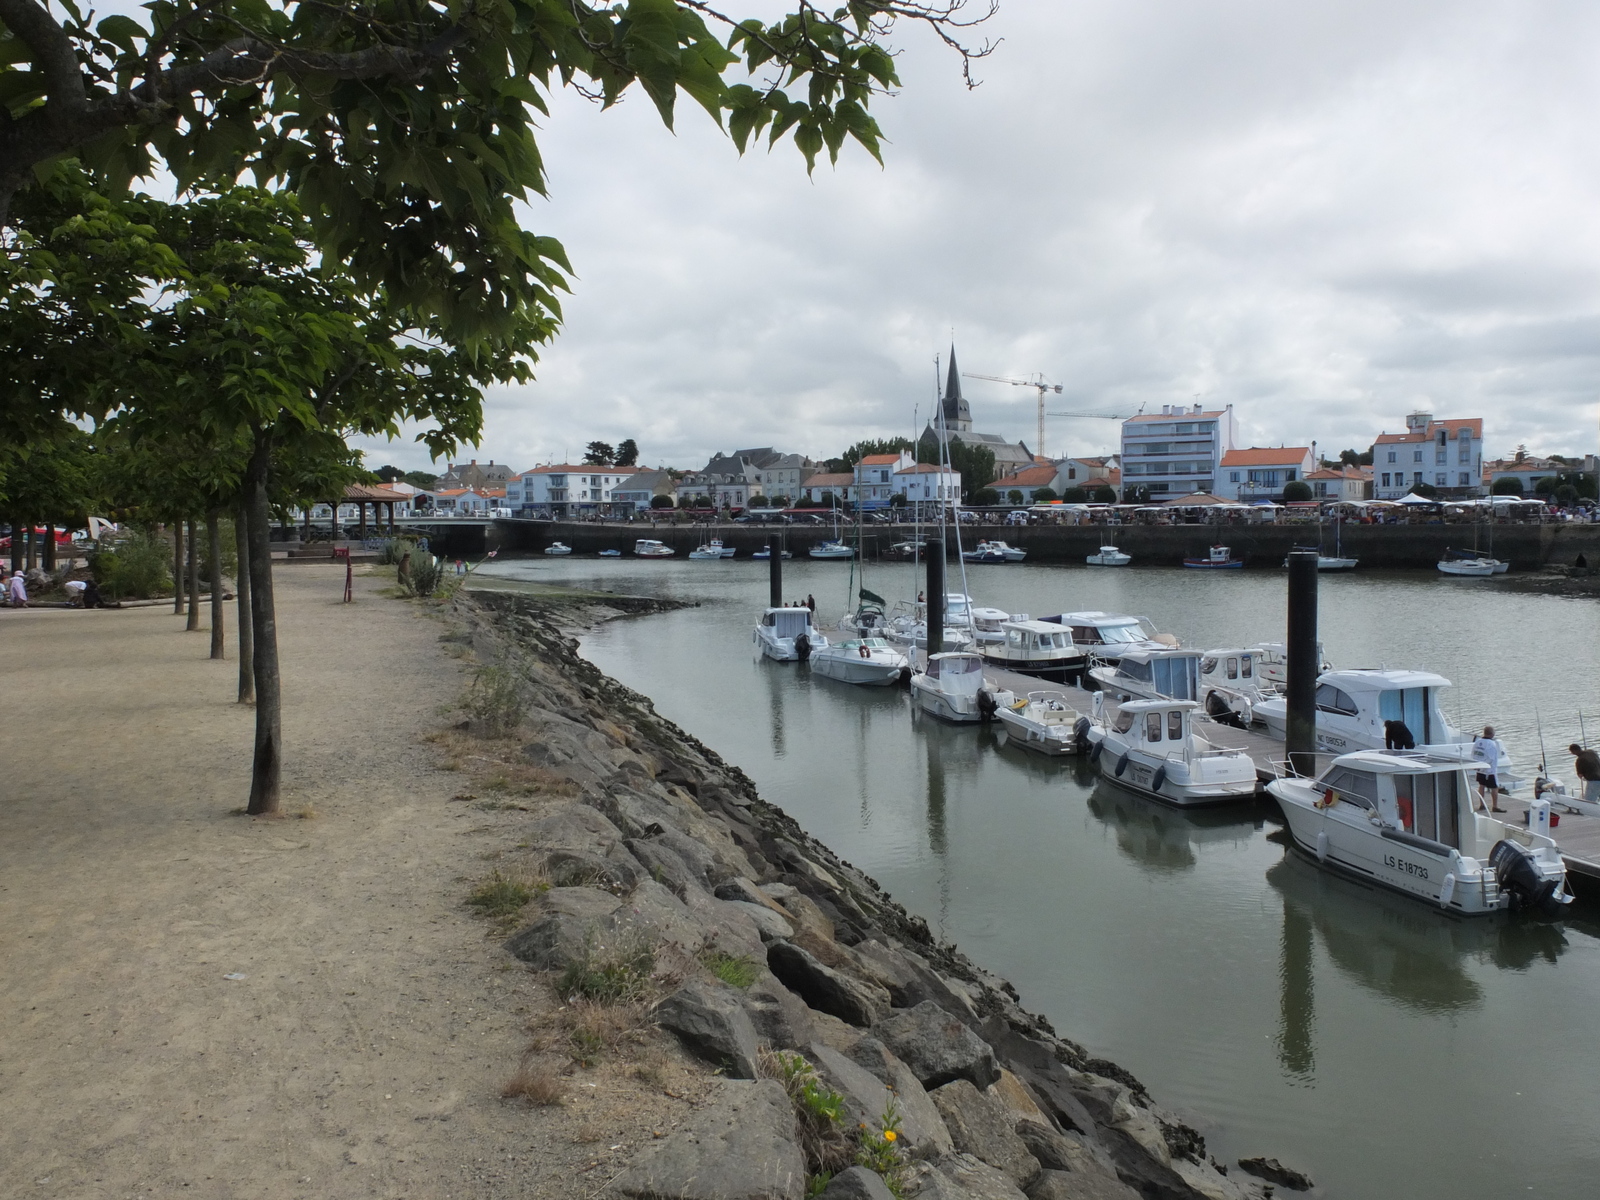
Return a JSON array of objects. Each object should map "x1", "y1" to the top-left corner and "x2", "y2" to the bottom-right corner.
[{"x1": 1395, "y1": 492, "x2": 1442, "y2": 506}]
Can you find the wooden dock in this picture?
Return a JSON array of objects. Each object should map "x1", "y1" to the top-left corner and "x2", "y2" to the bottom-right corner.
[{"x1": 958, "y1": 655, "x2": 1600, "y2": 892}]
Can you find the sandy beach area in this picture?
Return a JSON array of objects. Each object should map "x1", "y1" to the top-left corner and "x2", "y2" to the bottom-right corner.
[{"x1": 0, "y1": 567, "x2": 613, "y2": 1199}]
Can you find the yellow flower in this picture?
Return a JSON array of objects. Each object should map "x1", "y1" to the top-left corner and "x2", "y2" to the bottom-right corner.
[{"x1": 883, "y1": 1130, "x2": 897, "y2": 1142}]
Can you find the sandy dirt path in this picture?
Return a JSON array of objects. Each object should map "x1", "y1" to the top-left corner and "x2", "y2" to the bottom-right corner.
[{"x1": 0, "y1": 567, "x2": 625, "y2": 1199}]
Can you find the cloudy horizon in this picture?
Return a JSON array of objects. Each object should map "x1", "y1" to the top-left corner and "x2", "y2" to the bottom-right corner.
[{"x1": 354, "y1": 0, "x2": 1600, "y2": 476}]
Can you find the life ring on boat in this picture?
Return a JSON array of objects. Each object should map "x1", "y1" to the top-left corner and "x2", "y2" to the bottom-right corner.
[
  {"x1": 859, "y1": 644, "x2": 872, "y2": 658},
  {"x1": 1151, "y1": 766, "x2": 1167, "y2": 793},
  {"x1": 1115, "y1": 752, "x2": 1130, "y2": 778}
]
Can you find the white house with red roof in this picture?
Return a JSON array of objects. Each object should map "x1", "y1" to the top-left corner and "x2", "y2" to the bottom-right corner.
[
  {"x1": 853, "y1": 451, "x2": 915, "y2": 509},
  {"x1": 510, "y1": 464, "x2": 632, "y2": 516},
  {"x1": 1119, "y1": 403, "x2": 1237, "y2": 500},
  {"x1": 1372, "y1": 411, "x2": 1484, "y2": 499},
  {"x1": 991, "y1": 463, "x2": 1062, "y2": 503},
  {"x1": 1306, "y1": 464, "x2": 1373, "y2": 502},
  {"x1": 894, "y1": 461, "x2": 962, "y2": 508},
  {"x1": 1215, "y1": 446, "x2": 1314, "y2": 502}
]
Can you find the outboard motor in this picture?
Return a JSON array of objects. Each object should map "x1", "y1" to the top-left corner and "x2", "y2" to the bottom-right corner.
[
  {"x1": 1489, "y1": 840, "x2": 1559, "y2": 912},
  {"x1": 977, "y1": 688, "x2": 998, "y2": 722},
  {"x1": 795, "y1": 633, "x2": 812, "y2": 663}
]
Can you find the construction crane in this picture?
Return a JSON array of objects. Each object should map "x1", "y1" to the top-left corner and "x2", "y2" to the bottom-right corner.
[{"x1": 963, "y1": 373, "x2": 1062, "y2": 460}]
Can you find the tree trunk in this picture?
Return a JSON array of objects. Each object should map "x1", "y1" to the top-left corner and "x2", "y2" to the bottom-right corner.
[
  {"x1": 235, "y1": 500, "x2": 255, "y2": 704},
  {"x1": 208, "y1": 511, "x2": 225, "y2": 660},
  {"x1": 186, "y1": 518, "x2": 201, "y2": 631},
  {"x1": 173, "y1": 522, "x2": 185, "y2": 614},
  {"x1": 8, "y1": 516, "x2": 20, "y2": 574},
  {"x1": 25, "y1": 525, "x2": 35, "y2": 571},
  {"x1": 244, "y1": 436, "x2": 281, "y2": 814},
  {"x1": 42, "y1": 523, "x2": 55, "y2": 572}
]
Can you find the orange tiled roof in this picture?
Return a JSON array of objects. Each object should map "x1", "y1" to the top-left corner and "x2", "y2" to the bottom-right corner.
[
  {"x1": 1221, "y1": 447, "x2": 1310, "y2": 467},
  {"x1": 993, "y1": 465, "x2": 1059, "y2": 488},
  {"x1": 857, "y1": 454, "x2": 902, "y2": 466}
]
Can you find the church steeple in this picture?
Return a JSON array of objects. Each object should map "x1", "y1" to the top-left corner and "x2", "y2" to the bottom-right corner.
[{"x1": 941, "y1": 344, "x2": 972, "y2": 433}]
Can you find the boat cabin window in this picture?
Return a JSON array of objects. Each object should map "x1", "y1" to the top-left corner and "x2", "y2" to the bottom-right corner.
[
  {"x1": 1201, "y1": 657, "x2": 1217, "y2": 675},
  {"x1": 1167, "y1": 711, "x2": 1184, "y2": 740},
  {"x1": 1378, "y1": 688, "x2": 1432, "y2": 744},
  {"x1": 1099, "y1": 624, "x2": 1143, "y2": 645},
  {"x1": 1225, "y1": 657, "x2": 1239, "y2": 680},
  {"x1": 1007, "y1": 629, "x2": 1025, "y2": 647},
  {"x1": 1315, "y1": 684, "x2": 1359, "y2": 716},
  {"x1": 1113, "y1": 710, "x2": 1136, "y2": 734},
  {"x1": 1122, "y1": 659, "x2": 1154, "y2": 682},
  {"x1": 1070, "y1": 625, "x2": 1102, "y2": 645},
  {"x1": 1241, "y1": 656, "x2": 1253, "y2": 678},
  {"x1": 1320, "y1": 766, "x2": 1377, "y2": 809},
  {"x1": 1395, "y1": 773, "x2": 1460, "y2": 847},
  {"x1": 1145, "y1": 713, "x2": 1163, "y2": 742}
]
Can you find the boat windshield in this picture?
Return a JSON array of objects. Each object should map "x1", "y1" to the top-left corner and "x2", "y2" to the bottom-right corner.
[
  {"x1": 1098, "y1": 623, "x2": 1146, "y2": 645},
  {"x1": 1113, "y1": 709, "x2": 1136, "y2": 734},
  {"x1": 1319, "y1": 765, "x2": 1377, "y2": 808}
]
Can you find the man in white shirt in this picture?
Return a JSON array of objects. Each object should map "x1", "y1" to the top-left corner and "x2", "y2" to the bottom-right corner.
[{"x1": 1473, "y1": 725, "x2": 1506, "y2": 813}]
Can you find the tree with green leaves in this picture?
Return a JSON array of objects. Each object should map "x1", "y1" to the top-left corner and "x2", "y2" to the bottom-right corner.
[
  {"x1": 615, "y1": 439, "x2": 640, "y2": 468},
  {"x1": 830, "y1": 437, "x2": 913, "y2": 472},
  {"x1": 915, "y1": 433, "x2": 994, "y2": 495},
  {"x1": 584, "y1": 441, "x2": 615, "y2": 465},
  {"x1": 1491, "y1": 476, "x2": 1524, "y2": 495},
  {"x1": 1282, "y1": 480, "x2": 1313, "y2": 502},
  {"x1": 1091, "y1": 485, "x2": 1117, "y2": 503}
]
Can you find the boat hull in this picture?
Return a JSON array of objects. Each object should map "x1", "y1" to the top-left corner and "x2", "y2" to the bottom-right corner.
[
  {"x1": 980, "y1": 653, "x2": 1083, "y2": 684},
  {"x1": 994, "y1": 711, "x2": 1082, "y2": 756},
  {"x1": 1183, "y1": 559, "x2": 1243, "y2": 569},
  {"x1": 1086, "y1": 553, "x2": 1131, "y2": 566},
  {"x1": 910, "y1": 679, "x2": 983, "y2": 723},
  {"x1": 1086, "y1": 731, "x2": 1258, "y2": 807}
]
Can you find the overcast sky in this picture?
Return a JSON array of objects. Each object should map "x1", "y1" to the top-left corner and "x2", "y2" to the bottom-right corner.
[{"x1": 355, "y1": 1, "x2": 1600, "y2": 475}]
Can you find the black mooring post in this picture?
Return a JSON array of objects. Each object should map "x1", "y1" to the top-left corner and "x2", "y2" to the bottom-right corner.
[
  {"x1": 926, "y1": 537, "x2": 945, "y2": 662},
  {"x1": 768, "y1": 533, "x2": 782, "y2": 609},
  {"x1": 1286, "y1": 549, "x2": 1320, "y2": 777}
]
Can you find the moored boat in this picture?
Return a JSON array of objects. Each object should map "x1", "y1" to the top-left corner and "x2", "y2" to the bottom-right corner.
[
  {"x1": 544, "y1": 541, "x2": 573, "y2": 555},
  {"x1": 689, "y1": 539, "x2": 730, "y2": 560},
  {"x1": 809, "y1": 540, "x2": 854, "y2": 559},
  {"x1": 810, "y1": 637, "x2": 910, "y2": 687},
  {"x1": 751, "y1": 547, "x2": 793, "y2": 560},
  {"x1": 1198, "y1": 647, "x2": 1280, "y2": 726},
  {"x1": 1268, "y1": 751, "x2": 1570, "y2": 915},
  {"x1": 1183, "y1": 544, "x2": 1244, "y2": 569},
  {"x1": 634, "y1": 539, "x2": 675, "y2": 557},
  {"x1": 753, "y1": 606, "x2": 828, "y2": 662},
  {"x1": 598, "y1": 548, "x2": 622, "y2": 557},
  {"x1": 1088, "y1": 647, "x2": 1204, "y2": 702},
  {"x1": 1085, "y1": 545, "x2": 1131, "y2": 566},
  {"x1": 980, "y1": 620, "x2": 1087, "y2": 683},
  {"x1": 995, "y1": 691, "x2": 1088, "y2": 756},
  {"x1": 1036, "y1": 611, "x2": 1176, "y2": 663},
  {"x1": 910, "y1": 651, "x2": 992, "y2": 723},
  {"x1": 1084, "y1": 698, "x2": 1260, "y2": 806}
]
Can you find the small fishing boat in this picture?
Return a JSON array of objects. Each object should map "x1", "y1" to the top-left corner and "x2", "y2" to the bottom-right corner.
[
  {"x1": 1084, "y1": 698, "x2": 1260, "y2": 806},
  {"x1": 1089, "y1": 647, "x2": 1204, "y2": 701},
  {"x1": 1198, "y1": 647, "x2": 1280, "y2": 726},
  {"x1": 1183, "y1": 544, "x2": 1244, "y2": 569},
  {"x1": 1085, "y1": 545, "x2": 1131, "y2": 567},
  {"x1": 963, "y1": 540, "x2": 1025, "y2": 563},
  {"x1": 1437, "y1": 554, "x2": 1496, "y2": 577},
  {"x1": 1036, "y1": 612, "x2": 1177, "y2": 664},
  {"x1": 1268, "y1": 751, "x2": 1570, "y2": 915},
  {"x1": 689, "y1": 539, "x2": 730, "y2": 560},
  {"x1": 809, "y1": 540, "x2": 854, "y2": 559},
  {"x1": 995, "y1": 690, "x2": 1088, "y2": 756},
  {"x1": 598, "y1": 549, "x2": 622, "y2": 557},
  {"x1": 751, "y1": 547, "x2": 793, "y2": 560},
  {"x1": 753, "y1": 606, "x2": 828, "y2": 662},
  {"x1": 910, "y1": 651, "x2": 992, "y2": 723},
  {"x1": 980, "y1": 620, "x2": 1087, "y2": 683},
  {"x1": 544, "y1": 542, "x2": 573, "y2": 555},
  {"x1": 810, "y1": 637, "x2": 910, "y2": 687},
  {"x1": 634, "y1": 539, "x2": 675, "y2": 557}
]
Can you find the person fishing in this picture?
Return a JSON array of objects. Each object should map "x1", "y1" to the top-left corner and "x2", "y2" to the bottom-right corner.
[
  {"x1": 1570, "y1": 743, "x2": 1600, "y2": 803},
  {"x1": 1474, "y1": 726, "x2": 1507, "y2": 813}
]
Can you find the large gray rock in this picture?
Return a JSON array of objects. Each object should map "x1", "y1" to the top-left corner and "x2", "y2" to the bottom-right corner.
[
  {"x1": 807, "y1": 1042, "x2": 953, "y2": 1161},
  {"x1": 1013, "y1": 1125, "x2": 1121, "y2": 1183},
  {"x1": 531, "y1": 805, "x2": 626, "y2": 855},
  {"x1": 680, "y1": 889, "x2": 768, "y2": 963},
  {"x1": 741, "y1": 972, "x2": 818, "y2": 1050},
  {"x1": 610, "y1": 1079, "x2": 805, "y2": 1200},
  {"x1": 626, "y1": 836, "x2": 701, "y2": 898},
  {"x1": 768, "y1": 941, "x2": 891, "y2": 1027},
  {"x1": 904, "y1": 1155, "x2": 1029, "y2": 1200},
  {"x1": 873, "y1": 1002, "x2": 1000, "y2": 1091},
  {"x1": 608, "y1": 879, "x2": 710, "y2": 951},
  {"x1": 523, "y1": 711, "x2": 621, "y2": 784},
  {"x1": 715, "y1": 877, "x2": 782, "y2": 907},
  {"x1": 503, "y1": 912, "x2": 591, "y2": 969},
  {"x1": 544, "y1": 848, "x2": 641, "y2": 892},
  {"x1": 1025, "y1": 1170, "x2": 1141, "y2": 1200},
  {"x1": 929, "y1": 1081, "x2": 1041, "y2": 1189},
  {"x1": 537, "y1": 886, "x2": 623, "y2": 923},
  {"x1": 655, "y1": 980, "x2": 761, "y2": 1079},
  {"x1": 725, "y1": 900, "x2": 795, "y2": 942},
  {"x1": 818, "y1": 1166, "x2": 896, "y2": 1200},
  {"x1": 841, "y1": 1039, "x2": 957, "y2": 1162}
]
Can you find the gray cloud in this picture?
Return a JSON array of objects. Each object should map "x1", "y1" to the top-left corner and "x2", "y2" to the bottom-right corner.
[{"x1": 356, "y1": 0, "x2": 1600, "y2": 474}]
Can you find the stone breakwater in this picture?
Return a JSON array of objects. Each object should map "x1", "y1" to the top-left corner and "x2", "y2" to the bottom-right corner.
[{"x1": 463, "y1": 588, "x2": 1297, "y2": 1200}]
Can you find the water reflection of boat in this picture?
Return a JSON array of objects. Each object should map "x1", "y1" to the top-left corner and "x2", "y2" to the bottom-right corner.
[
  {"x1": 1086, "y1": 780, "x2": 1265, "y2": 874},
  {"x1": 1266, "y1": 851, "x2": 1570, "y2": 1019}
]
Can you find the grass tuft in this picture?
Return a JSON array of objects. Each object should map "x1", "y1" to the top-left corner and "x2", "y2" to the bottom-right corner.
[
  {"x1": 467, "y1": 870, "x2": 536, "y2": 921},
  {"x1": 501, "y1": 1061, "x2": 565, "y2": 1106},
  {"x1": 557, "y1": 932, "x2": 657, "y2": 1004},
  {"x1": 702, "y1": 950, "x2": 760, "y2": 989}
]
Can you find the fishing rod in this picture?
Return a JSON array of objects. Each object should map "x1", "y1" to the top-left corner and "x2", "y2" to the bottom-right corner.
[{"x1": 1535, "y1": 706, "x2": 1550, "y2": 779}]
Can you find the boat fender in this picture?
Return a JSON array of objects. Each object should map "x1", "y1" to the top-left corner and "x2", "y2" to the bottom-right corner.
[
  {"x1": 1073, "y1": 717, "x2": 1091, "y2": 745},
  {"x1": 1089, "y1": 740, "x2": 1104, "y2": 764},
  {"x1": 1150, "y1": 765, "x2": 1166, "y2": 793},
  {"x1": 1315, "y1": 831, "x2": 1328, "y2": 863},
  {"x1": 1114, "y1": 752, "x2": 1130, "y2": 778},
  {"x1": 1438, "y1": 872, "x2": 1457, "y2": 909},
  {"x1": 795, "y1": 633, "x2": 811, "y2": 662}
]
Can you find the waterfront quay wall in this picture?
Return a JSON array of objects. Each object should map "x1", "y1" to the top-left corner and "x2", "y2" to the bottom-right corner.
[
  {"x1": 485, "y1": 517, "x2": 1600, "y2": 570},
  {"x1": 458, "y1": 587, "x2": 1283, "y2": 1199}
]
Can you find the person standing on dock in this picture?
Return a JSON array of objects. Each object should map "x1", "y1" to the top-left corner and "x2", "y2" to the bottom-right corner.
[
  {"x1": 1473, "y1": 726, "x2": 1507, "y2": 813},
  {"x1": 1570, "y1": 743, "x2": 1600, "y2": 803}
]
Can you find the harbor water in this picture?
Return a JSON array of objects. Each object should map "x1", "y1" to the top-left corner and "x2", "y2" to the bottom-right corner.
[{"x1": 481, "y1": 555, "x2": 1600, "y2": 1198}]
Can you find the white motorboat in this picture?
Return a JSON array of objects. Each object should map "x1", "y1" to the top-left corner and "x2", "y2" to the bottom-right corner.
[
  {"x1": 689, "y1": 539, "x2": 730, "y2": 560},
  {"x1": 1084, "y1": 698, "x2": 1260, "y2": 806},
  {"x1": 544, "y1": 541, "x2": 573, "y2": 555},
  {"x1": 1089, "y1": 647, "x2": 1204, "y2": 702},
  {"x1": 1085, "y1": 545, "x2": 1131, "y2": 567},
  {"x1": 1249, "y1": 641, "x2": 1330, "y2": 686},
  {"x1": 1037, "y1": 611, "x2": 1177, "y2": 663},
  {"x1": 809, "y1": 540, "x2": 854, "y2": 559},
  {"x1": 751, "y1": 547, "x2": 792, "y2": 560},
  {"x1": 1285, "y1": 546, "x2": 1358, "y2": 570},
  {"x1": 995, "y1": 691, "x2": 1088, "y2": 756},
  {"x1": 634, "y1": 539, "x2": 675, "y2": 557},
  {"x1": 945, "y1": 594, "x2": 1014, "y2": 646},
  {"x1": 753, "y1": 606, "x2": 828, "y2": 662},
  {"x1": 980, "y1": 620, "x2": 1087, "y2": 683},
  {"x1": 883, "y1": 599, "x2": 976, "y2": 653},
  {"x1": 810, "y1": 637, "x2": 910, "y2": 687},
  {"x1": 910, "y1": 651, "x2": 992, "y2": 723},
  {"x1": 1197, "y1": 647, "x2": 1280, "y2": 726},
  {"x1": 1269, "y1": 751, "x2": 1570, "y2": 915},
  {"x1": 598, "y1": 549, "x2": 622, "y2": 557},
  {"x1": 963, "y1": 540, "x2": 1026, "y2": 563},
  {"x1": 1437, "y1": 556, "x2": 1496, "y2": 577}
]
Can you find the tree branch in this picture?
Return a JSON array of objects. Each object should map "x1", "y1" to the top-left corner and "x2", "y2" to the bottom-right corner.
[{"x1": 0, "y1": 0, "x2": 88, "y2": 113}]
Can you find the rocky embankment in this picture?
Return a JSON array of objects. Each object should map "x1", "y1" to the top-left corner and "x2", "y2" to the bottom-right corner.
[{"x1": 459, "y1": 588, "x2": 1297, "y2": 1200}]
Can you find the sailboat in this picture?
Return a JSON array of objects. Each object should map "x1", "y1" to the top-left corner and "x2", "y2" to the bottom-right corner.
[{"x1": 1285, "y1": 517, "x2": 1357, "y2": 570}]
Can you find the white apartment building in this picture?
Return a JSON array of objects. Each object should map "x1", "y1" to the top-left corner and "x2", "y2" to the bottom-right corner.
[
  {"x1": 1215, "y1": 447, "x2": 1314, "y2": 502},
  {"x1": 854, "y1": 452, "x2": 915, "y2": 509},
  {"x1": 1119, "y1": 404, "x2": 1237, "y2": 499},
  {"x1": 1372, "y1": 412, "x2": 1483, "y2": 499},
  {"x1": 895, "y1": 462, "x2": 962, "y2": 507},
  {"x1": 510, "y1": 464, "x2": 632, "y2": 517}
]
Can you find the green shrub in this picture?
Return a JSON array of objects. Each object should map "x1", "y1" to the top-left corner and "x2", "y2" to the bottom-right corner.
[
  {"x1": 557, "y1": 931, "x2": 657, "y2": 1003},
  {"x1": 765, "y1": 1050, "x2": 852, "y2": 1174},
  {"x1": 702, "y1": 951, "x2": 760, "y2": 989},
  {"x1": 378, "y1": 537, "x2": 418, "y2": 565},
  {"x1": 402, "y1": 551, "x2": 445, "y2": 597},
  {"x1": 463, "y1": 661, "x2": 523, "y2": 737},
  {"x1": 855, "y1": 1099, "x2": 908, "y2": 1197},
  {"x1": 467, "y1": 870, "x2": 535, "y2": 920},
  {"x1": 89, "y1": 528, "x2": 172, "y2": 599}
]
